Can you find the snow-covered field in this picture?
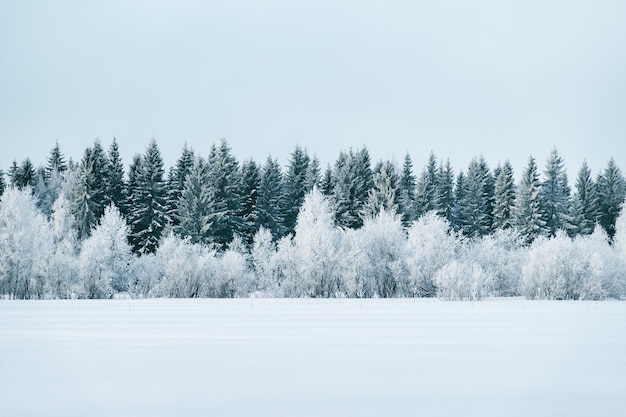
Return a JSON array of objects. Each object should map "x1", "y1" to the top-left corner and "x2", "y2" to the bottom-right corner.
[{"x1": 1, "y1": 298, "x2": 625, "y2": 417}]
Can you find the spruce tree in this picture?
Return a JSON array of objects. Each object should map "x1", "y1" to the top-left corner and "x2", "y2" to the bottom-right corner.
[
  {"x1": 540, "y1": 148, "x2": 575, "y2": 237},
  {"x1": 304, "y1": 156, "x2": 321, "y2": 191},
  {"x1": 128, "y1": 138, "x2": 168, "y2": 254},
  {"x1": 414, "y1": 152, "x2": 438, "y2": 218},
  {"x1": 397, "y1": 153, "x2": 416, "y2": 226},
  {"x1": 89, "y1": 139, "x2": 110, "y2": 219},
  {"x1": 46, "y1": 141, "x2": 67, "y2": 180},
  {"x1": 493, "y1": 160, "x2": 516, "y2": 230},
  {"x1": 452, "y1": 171, "x2": 466, "y2": 232},
  {"x1": 238, "y1": 159, "x2": 261, "y2": 246},
  {"x1": 0, "y1": 168, "x2": 5, "y2": 196},
  {"x1": 458, "y1": 158, "x2": 491, "y2": 238},
  {"x1": 176, "y1": 157, "x2": 210, "y2": 243},
  {"x1": 71, "y1": 161, "x2": 97, "y2": 240},
  {"x1": 256, "y1": 156, "x2": 284, "y2": 240},
  {"x1": 202, "y1": 139, "x2": 241, "y2": 249},
  {"x1": 572, "y1": 160, "x2": 598, "y2": 236},
  {"x1": 515, "y1": 156, "x2": 546, "y2": 244},
  {"x1": 320, "y1": 165, "x2": 334, "y2": 196},
  {"x1": 282, "y1": 146, "x2": 311, "y2": 235},
  {"x1": 596, "y1": 157, "x2": 626, "y2": 240},
  {"x1": 106, "y1": 138, "x2": 126, "y2": 213},
  {"x1": 435, "y1": 158, "x2": 454, "y2": 223},
  {"x1": 8, "y1": 161, "x2": 19, "y2": 188},
  {"x1": 166, "y1": 144, "x2": 195, "y2": 227}
]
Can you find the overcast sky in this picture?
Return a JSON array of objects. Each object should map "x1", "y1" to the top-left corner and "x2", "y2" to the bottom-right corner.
[{"x1": 1, "y1": 0, "x2": 625, "y2": 179}]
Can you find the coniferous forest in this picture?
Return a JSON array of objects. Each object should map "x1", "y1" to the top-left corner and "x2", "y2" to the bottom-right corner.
[{"x1": 1, "y1": 138, "x2": 626, "y2": 300}]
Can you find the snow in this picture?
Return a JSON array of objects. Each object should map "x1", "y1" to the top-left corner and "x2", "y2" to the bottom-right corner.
[{"x1": 1, "y1": 298, "x2": 625, "y2": 416}]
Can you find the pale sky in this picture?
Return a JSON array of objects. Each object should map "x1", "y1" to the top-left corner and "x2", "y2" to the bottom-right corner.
[{"x1": 1, "y1": 0, "x2": 625, "y2": 179}]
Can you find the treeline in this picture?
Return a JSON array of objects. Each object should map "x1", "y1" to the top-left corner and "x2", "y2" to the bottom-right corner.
[
  {"x1": 1, "y1": 138, "x2": 625, "y2": 300},
  {"x1": 2, "y1": 138, "x2": 625, "y2": 250}
]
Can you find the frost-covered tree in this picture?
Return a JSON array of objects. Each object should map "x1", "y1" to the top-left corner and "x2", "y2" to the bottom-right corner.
[
  {"x1": 79, "y1": 204, "x2": 133, "y2": 298},
  {"x1": 596, "y1": 157, "x2": 626, "y2": 240},
  {"x1": 456, "y1": 157, "x2": 491, "y2": 238},
  {"x1": 435, "y1": 261, "x2": 491, "y2": 301},
  {"x1": 319, "y1": 165, "x2": 334, "y2": 196},
  {"x1": 0, "y1": 168, "x2": 5, "y2": 197},
  {"x1": 0, "y1": 188, "x2": 53, "y2": 299},
  {"x1": 364, "y1": 161, "x2": 400, "y2": 218},
  {"x1": 342, "y1": 210, "x2": 407, "y2": 298},
  {"x1": 128, "y1": 139, "x2": 168, "y2": 254},
  {"x1": 405, "y1": 212, "x2": 459, "y2": 297},
  {"x1": 540, "y1": 148, "x2": 575, "y2": 237},
  {"x1": 202, "y1": 139, "x2": 241, "y2": 249},
  {"x1": 47, "y1": 193, "x2": 79, "y2": 298},
  {"x1": 493, "y1": 160, "x2": 516, "y2": 230},
  {"x1": 332, "y1": 148, "x2": 373, "y2": 229},
  {"x1": 414, "y1": 152, "x2": 438, "y2": 218},
  {"x1": 176, "y1": 157, "x2": 209, "y2": 243},
  {"x1": 166, "y1": 144, "x2": 195, "y2": 227},
  {"x1": 252, "y1": 228, "x2": 278, "y2": 295},
  {"x1": 256, "y1": 156, "x2": 284, "y2": 240},
  {"x1": 71, "y1": 160, "x2": 97, "y2": 240},
  {"x1": 515, "y1": 156, "x2": 546, "y2": 244}
]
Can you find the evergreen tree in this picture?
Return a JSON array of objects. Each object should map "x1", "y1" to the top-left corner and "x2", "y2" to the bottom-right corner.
[
  {"x1": 596, "y1": 157, "x2": 626, "y2": 240},
  {"x1": 458, "y1": 158, "x2": 491, "y2": 238},
  {"x1": 106, "y1": 138, "x2": 126, "y2": 213},
  {"x1": 89, "y1": 140, "x2": 110, "y2": 219},
  {"x1": 332, "y1": 148, "x2": 373, "y2": 229},
  {"x1": 540, "y1": 148, "x2": 575, "y2": 237},
  {"x1": 176, "y1": 157, "x2": 210, "y2": 243},
  {"x1": 364, "y1": 160, "x2": 400, "y2": 217},
  {"x1": 493, "y1": 160, "x2": 516, "y2": 230},
  {"x1": 256, "y1": 156, "x2": 285, "y2": 240},
  {"x1": 476, "y1": 155, "x2": 496, "y2": 231},
  {"x1": 320, "y1": 165, "x2": 334, "y2": 196},
  {"x1": 304, "y1": 156, "x2": 321, "y2": 191},
  {"x1": 202, "y1": 139, "x2": 241, "y2": 249},
  {"x1": 282, "y1": 146, "x2": 311, "y2": 235},
  {"x1": 414, "y1": 152, "x2": 438, "y2": 218},
  {"x1": 515, "y1": 156, "x2": 546, "y2": 244},
  {"x1": 11, "y1": 158, "x2": 37, "y2": 190},
  {"x1": 572, "y1": 160, "x2": 598, "y2": 236},
  {"x1": 8, "y1": 161, "x2": 19, "y2": 188},
  {"x1": 45, "y1": 141, "x2": 67, "y2": 180},
  {"x1": 128, "y1": 138, "x2": 168, "y2": 254},
  {"x1": 167, "y1": 144, "x2": 195, "y2": 227},
  {"x1": 397, "y1": 153, "x2": 416, "y2": 226},
  {"x1": 0, "y1": 168, "x2": 5, "y2": 196},
  {"x1": 435, "y1": 158, "x2": 454, "y2": 223},
  {"x1": 238, "y1": 159, "x2": 261, "y2": 246},
  {"x1": 451, "y1": 171, "x2": 466, "y2": 232},
  {"x1": 71, "y1": 161, "x2": 97, "y2": 240}
]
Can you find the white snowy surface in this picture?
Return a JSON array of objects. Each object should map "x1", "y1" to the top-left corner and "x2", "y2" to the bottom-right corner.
[{"x1": 1, "y1": 298, "x2": 625, "y2": 417}]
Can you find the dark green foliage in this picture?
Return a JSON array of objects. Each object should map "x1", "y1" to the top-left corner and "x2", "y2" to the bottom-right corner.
[
  {"x1": 515, "y1": 156, "x2": 547, "y2": 244},
  {"x1": 176, "y1": 157, "x2": 210, "y2": 243},
  {"x1": 540, "y1": 148, "x2": 575, "y2": 237},
  {"x1": 106, "y1": 138, "x2": 126, "y2": 213},
  {"x1": 493, "y1": 160, "x2": 516, "y2": 230},
  {"x1": 256, "y1": 156, "x2": 284, "y2": 240},
  {"x1": 10, "y1": 158, "x2": 37, "y2": 190},
  {"x1": 332, "y1": 148, "x2": 373, "y2": 229},
  {"x1": 596, "y1": 157, "x2": 626, "y2": 240},
  {"x1": 572, "y1": 160, "x2": 598, "y2": 235},
  {"x1": 282, "y1": 146, "x2": 311, "y2": 235},
  {"x1": 167, "y1": 144, "x2": 195, "y2": 227},
  {"x1": 238, "y1": 159, "x2": 261, "y2": 246},
  {"x1": 46, "y1": 141, "x2": 68, "y2": 180},
  {"x1": 435, "y1": 158, "x2": 454, "y2": 223},
  {"x1": 456, "y1": 158, "x2": 491, "y2": 238},
  {"x1": 128, "y1": 138, "x2": 168, "y2": 254},
  {"x1": 397, "y1": 153, "x2": 416, "y2": 226},
  {"x1": 0, "y1": 168, "x2": 5, "y2": 196},
  {"x1": 320, "y1": 165, "x2": 334, "y2": 196}
]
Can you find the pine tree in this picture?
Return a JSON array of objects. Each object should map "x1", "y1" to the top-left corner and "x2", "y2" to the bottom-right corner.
[
  {"x1": 46, "y1": 141, "x2": 67, "y2": 180},
  {"x1": 176, "y1": 157, "x2": 210, "y2": 243},
  {"x1": 541, "y1": 148, "x2": 575, "y2": 237},
  {"x1": 515, "y1": 156, "x2": 546, "y2": 244},
  {"x1": 202, "y1": 139, "x2": 241, "y2": 249},
  {"x1": 596, "y1": 157, "x2": 626, "y2": 240},
  {"x1": 71, "y1": 162, "x2": 97, "y2": 240},
  {"x1": 493, "y1": 160, "x2": 516, "y2": 230},
  {"x1": 332, "y1": 148, "x2": 373, "y2": 229},
  {"x1": 364, "y1": 160, "x2": 400, "y2": 217},
  {"x1": 238, "y1": 159, "x2": 261, "y2": 246},
  {"x1": 8, "y1": 161, "x2": 19, "y2": 188},
  {"x1": 106, "y1": 138, "x2": 126, "y2": 213},
  {"x1": 282, "y1": 146, "x2": 311, "y2": 235},
  {"x1": 397, "y1": 153, "x2": 416, "y2": 226},
  {"x1": 435, "y1": 159, "x2": 454, "y2": 223},
  {"x1": 476, "y1": 156, "x2": 495, "y2": 231},
  {"x1": 166, "y1": 144, "x2": 195, "y2": 227},
  {"x1": 320, "y1": 165, "x2": 334, "y2": 196},
  {"x1": 304, "y1": 156, "x2": 321, "y2": 191},
  {"x1": 414, "y1": 152, "x2": 438, "y2": 218},
  {"x1": 128, "y1": 138, "x2": 168, "y2": 254},
  {"x1": 451, "y1": 171, "x2": 466, "y2": 232},
  {"x1": 572, "y1": 160, "x2": 598, "y2": 236},
  {"x1": 12, "y1": 158, "x2": 37, "y2": 190},
  {"x1": 256, "y1": 156, "x2": 285, "y2": 240},
  {"x1": 458, "y1": 158, "x2": 491, "y2": 238},
  {"x1": 0, "y1": 168, "x2": 5, "y2": 196},
  {"x1": 89, "y1": 140, "x2": 110, "y2": 219}
]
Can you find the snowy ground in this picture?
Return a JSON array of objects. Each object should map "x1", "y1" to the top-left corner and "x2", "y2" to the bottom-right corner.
[{"x1": 1, "y1": 298, "x2": 625, "y2": 417}]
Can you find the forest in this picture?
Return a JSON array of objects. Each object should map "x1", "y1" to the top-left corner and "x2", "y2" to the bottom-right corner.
[{"x1": 1, "y1": 138, "x2": 625, "y2": 300}]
